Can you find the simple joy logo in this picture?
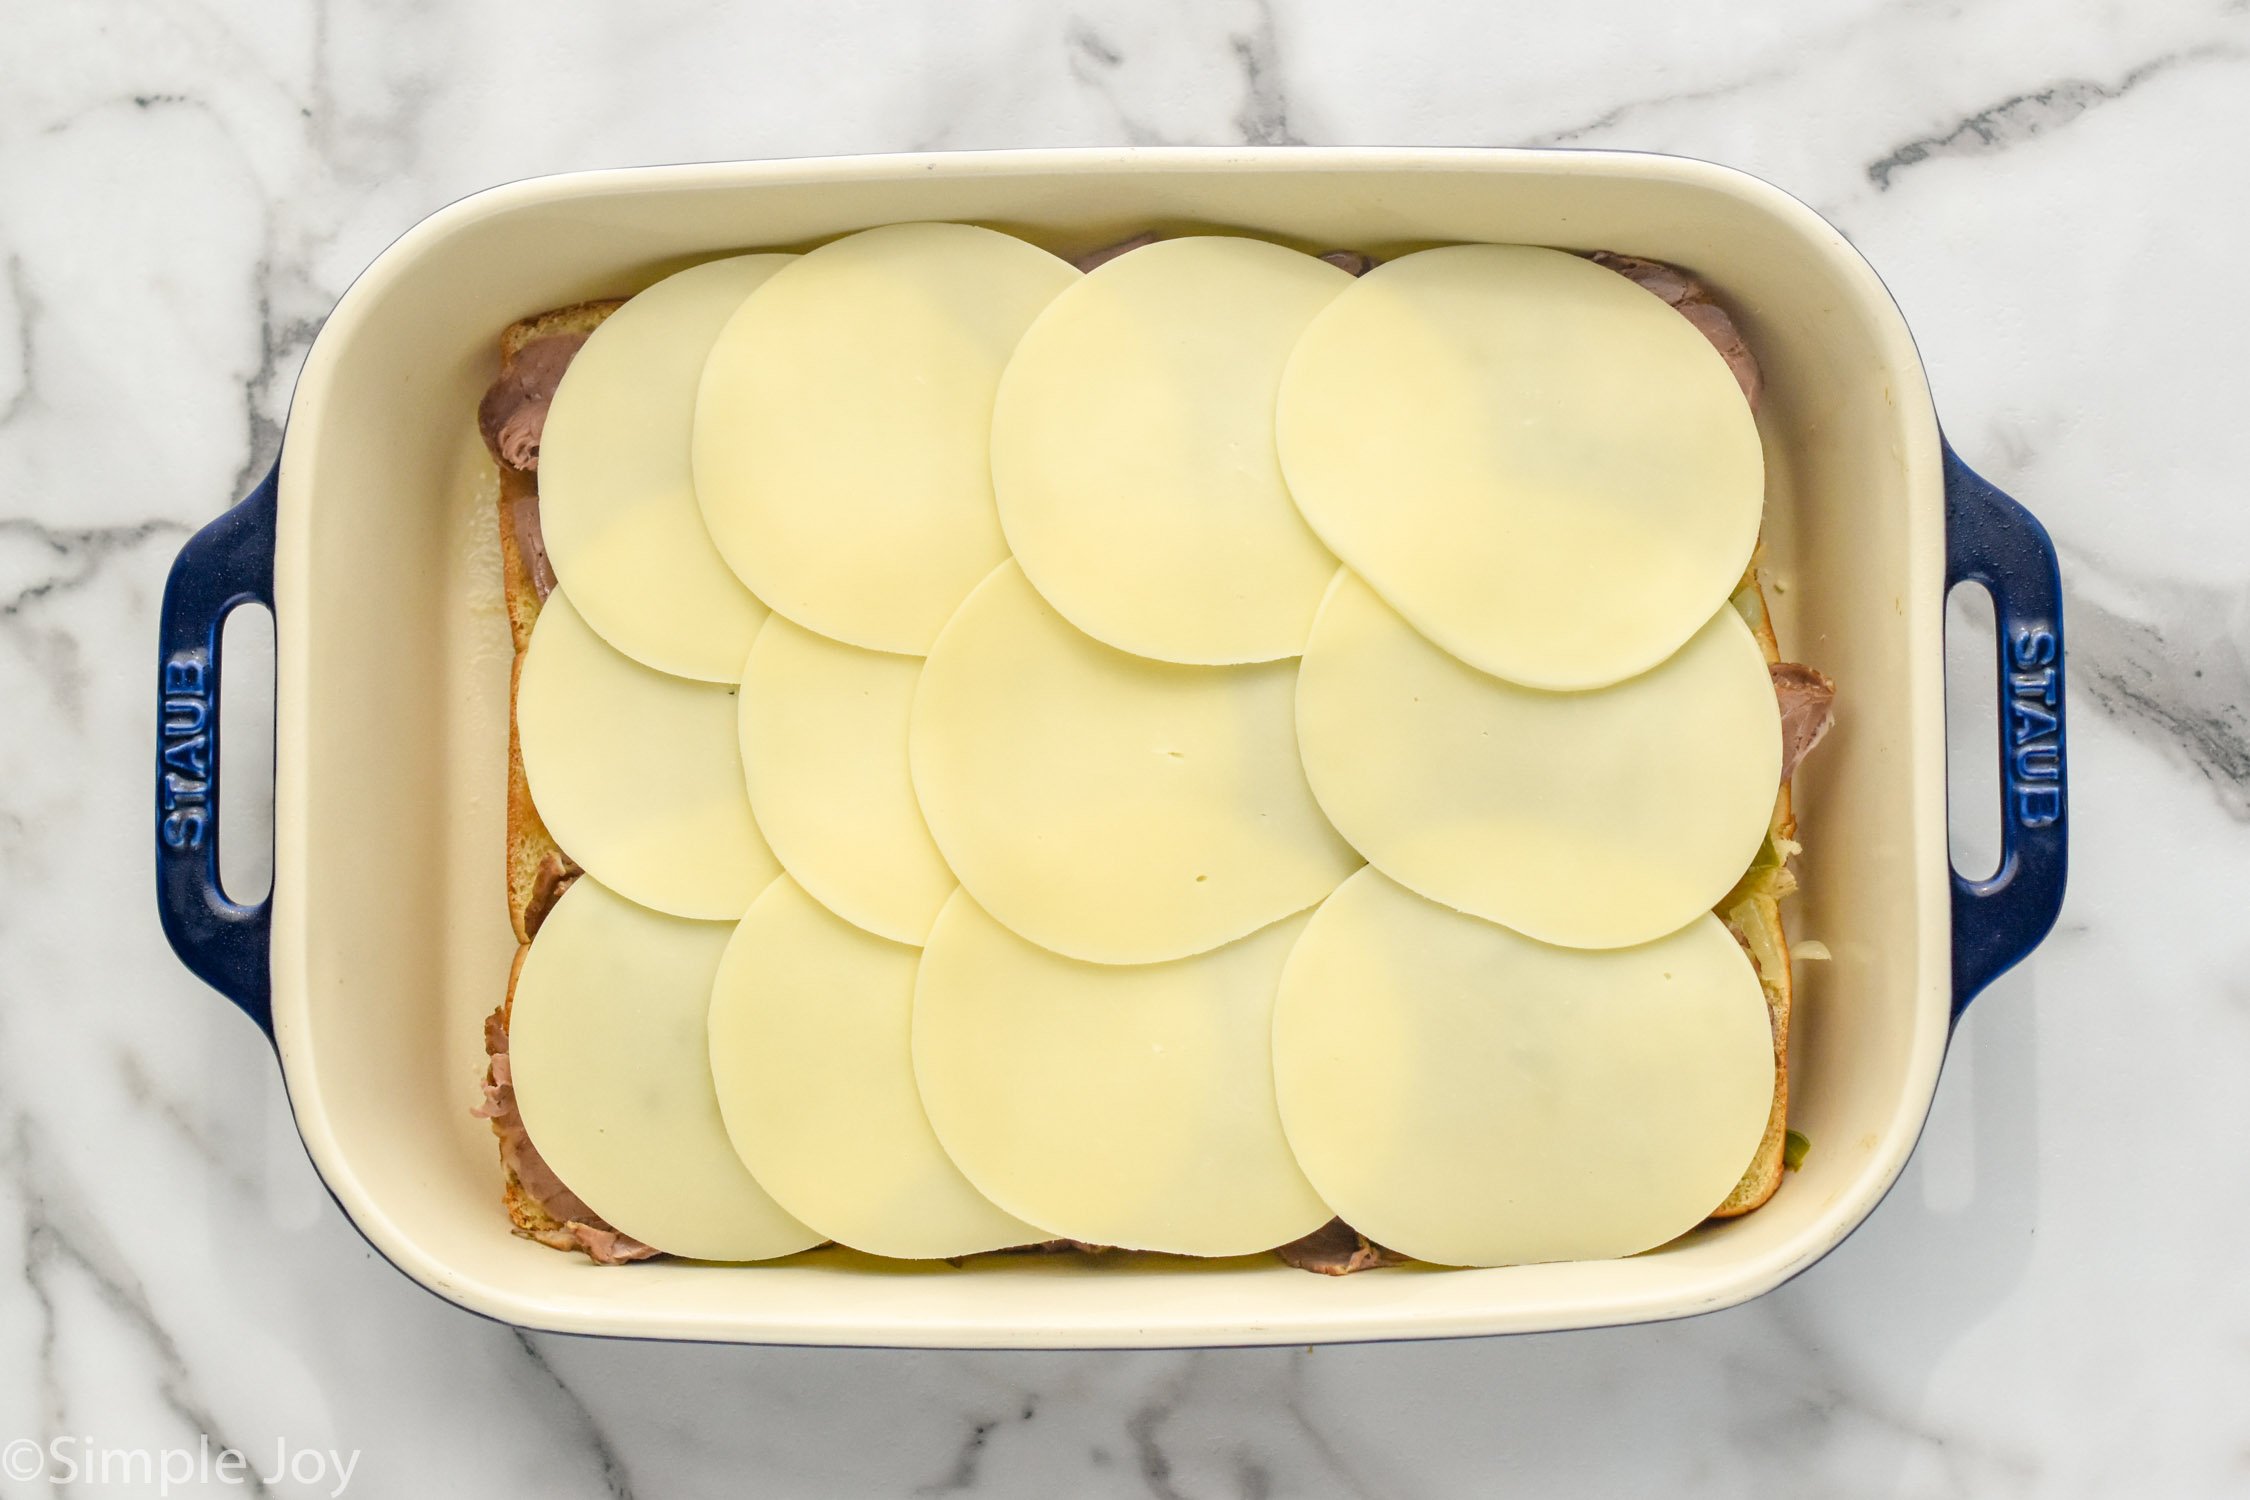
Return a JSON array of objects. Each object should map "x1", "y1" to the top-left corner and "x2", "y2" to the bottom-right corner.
[{"x1": 4, "y1": 1435, "x2": 361, "y2": 1496}]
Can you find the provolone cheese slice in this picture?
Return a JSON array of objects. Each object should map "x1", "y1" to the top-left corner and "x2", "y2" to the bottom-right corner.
[
  {"x1": 991, "y1": 237, "x2": 1348, "y2": 664},
  {"x1": 695, "y1": 223, "x2": 1079, "y2": 654},
  {"x1": 1277, "y1": 243, "x2": 1765, "y2": 689},
  {"x1": 707, "y1": 876, "x2": 1037, "y2": 1258},
  {"x1": 517, "y1": 591, "x2": 778, "y2": 919},
  {"x1": 508, "y1": 876, "x2": 821, "y2": 1261},
  {"x1": 1272, "y1": 868, "x2": 1774, "y2": 1268},
  {"x1": 913, "y1": 892, "x2": 1332, "y2": 1256},
  {"x1": 737, "y1": 617, "x2": 954, "y2": 944},
  {"x1": 910, "y1": 561, "x2": 1360, "y2": 964},
  {"x1": 1297, "y1": 571, "x2": 1779, "y2": 949},
  {"x1": 537, "y1": 254, "x2": 791, "y2": 681}
]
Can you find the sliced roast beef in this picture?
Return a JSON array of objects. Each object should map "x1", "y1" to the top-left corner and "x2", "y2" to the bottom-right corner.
[
  {"x1": 1318, "y1": 250, "x2": 1380, "y2": 276},
  {"x1": 1772, "y1": 661, "x2": 1838, "y2": 784},
  {"x1": 522, "y1": 852, "x2": 580, "y2": 939},
  {"x1": 482, "y1": 331, "x2": 596, "y2": 602},
  {"x1": 508, "y1": 489, "x2": 558, "y2": 600},
  {"x1": 475, "y1": 1006, "x2": 658, "y2": 1264},
  {"x1": 1073, "y1": 231, "x2": 1163, "y2": 273},
  {"x1": 477, "y1": 333, "x2": 588, "y2": 473},
  {"x1": 1588, "y1": 250, "x2": 1762, "y2": 409},
  {"x1": 1276, "y1": 1217, "x2": 1409, "y2": 1276}
]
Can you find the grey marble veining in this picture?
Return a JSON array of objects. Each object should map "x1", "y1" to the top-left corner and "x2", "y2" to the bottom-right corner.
[
  {"x1": 6, "y1": 0, "x2": 2250, "y2": 1495},
  {"x1": 2065, "y1": 555, "x2": 2250, "y2": 818},
  {"x1": 1861, "y1": 44, "x2": 2240, "y2": 191}
]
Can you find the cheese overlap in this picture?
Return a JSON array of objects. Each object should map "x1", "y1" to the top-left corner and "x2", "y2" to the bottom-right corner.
[
  {"x1": 912, "y1": 892, "x2": 1332, "y2": 1256},
  {"x1": 507, "y1": 876, "x2": 821, "y2": 1261},
  {"x1": 536, "y1": 254, "x2": 792, "y2": 682},
  {"x1": 1296, "y1": 571, "x2": 1779, "y2": 950},
  {"x1": 1277, "y1": 244, "x2": 1765, "y2": 689},
  {"x1": 991, "y1": 236, "x2": 1348, "y2": 664},
  {"x1": 694, "y1": 222, "x2": 1079, "y2": 654},
  {"x1": 1271, "y1": 869, "x2": 1774, "y2": 1268},
  {"x1": 738, "y1": 617, "x2": 954, "y2": 944},
  {"x1": 517, "y1": 591, "x2": 778, "y2": 920},
  {"x1": 910, "y1": 561, "x2": 1360, "y2": 964},
  {"x1": 707, "y1": 876, "x2": 1037, "y2": 1259},
  {"x1": 501, "y1": 227, "x2": 1802, "y2": 1275}
]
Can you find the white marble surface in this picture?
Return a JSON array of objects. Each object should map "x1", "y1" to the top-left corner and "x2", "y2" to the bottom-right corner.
[{"x1": 5, "y1": 1, "x2": 2249, "y2": 1494}]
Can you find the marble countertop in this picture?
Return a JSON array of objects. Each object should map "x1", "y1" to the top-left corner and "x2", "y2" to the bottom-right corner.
[{"x1": 8, "y1": 1, "x2": 2249, "y2": 1494}]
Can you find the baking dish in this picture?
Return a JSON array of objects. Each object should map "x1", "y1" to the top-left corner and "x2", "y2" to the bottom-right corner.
[{"x1": 152, "y1": 147, "x2": 2068, "y2": 1347}]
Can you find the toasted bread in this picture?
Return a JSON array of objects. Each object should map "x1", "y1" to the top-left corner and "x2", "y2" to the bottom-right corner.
[
  {"x1": 491, "y1": 944, "x2": 567, "y2": 1242},
  {"x1": 504, "y1": 648, "x2": 580, "y2": 944},
  {"x1": 494, "y1": 301, "x2": 623, "y2": 650},
  {"x1": 499, "y1": 299, "x2": 625, "y2": 364},
  {"x1": 493, "y1": 301, "x2": 622, "y2": 943},
  {"x1": 483, "y1": 943, "x2": 655, "y2": 1259},
  {"x1": 1710, "y1": 562, "x2": 1798, "y2": 1217}
]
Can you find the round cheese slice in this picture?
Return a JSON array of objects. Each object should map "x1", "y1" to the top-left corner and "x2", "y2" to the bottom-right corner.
[
  {"x1": 1296, "y1": 571, "x2": 1780, "y2": 950},
  {"x1": 910, "y1": 561, "x2": 1360, "y2": 964},
  {"x1": 913, "y1": 891, "x2": 1332, "y2": 1256},
  {"x1": 737, "y1": 617, "x2": 954, "y2": 944},
  {"x1": 537, "y1": 254, "x2": 792, "y2": 682},
  {"x1": 707, "y1": 876, "x2": 1037, "y2": 1259},
  {"x1": 507, "y1": 876, "x2": 821, "y2": 1261},
  {"x1": 1272, "y1": 868, "x2": 1774, "y2": 1268},
  {"x1": 694, "y1": 222, "x2": 1079, "y2": 654},
  {"x1": 991, "y1": 237, "x2": 1348, "y2": 664},
  {"x1": 1277, "y1": 243, "x2": 1765, "y2": 689},
  {"x1": 517, "y1": 591, "x2": 778, "y2": 920}
]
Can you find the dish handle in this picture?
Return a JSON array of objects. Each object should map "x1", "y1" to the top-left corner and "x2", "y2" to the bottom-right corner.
[
  {"x1": 1944, "y1": 442, "x2": 2068, "y2": 1018},
  {"x1": 153, "y1": 461, "x2": 278, "y2": 1039}
]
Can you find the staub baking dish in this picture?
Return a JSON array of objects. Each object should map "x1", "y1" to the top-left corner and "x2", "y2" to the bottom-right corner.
[{"x1": 153, "y1": 148, "x2": 2067, "y2": 1346}]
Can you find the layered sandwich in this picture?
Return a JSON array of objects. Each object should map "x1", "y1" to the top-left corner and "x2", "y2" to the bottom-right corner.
[{"x1": 473, "y1": 227, "x2": 1836, "y2": 1272}]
